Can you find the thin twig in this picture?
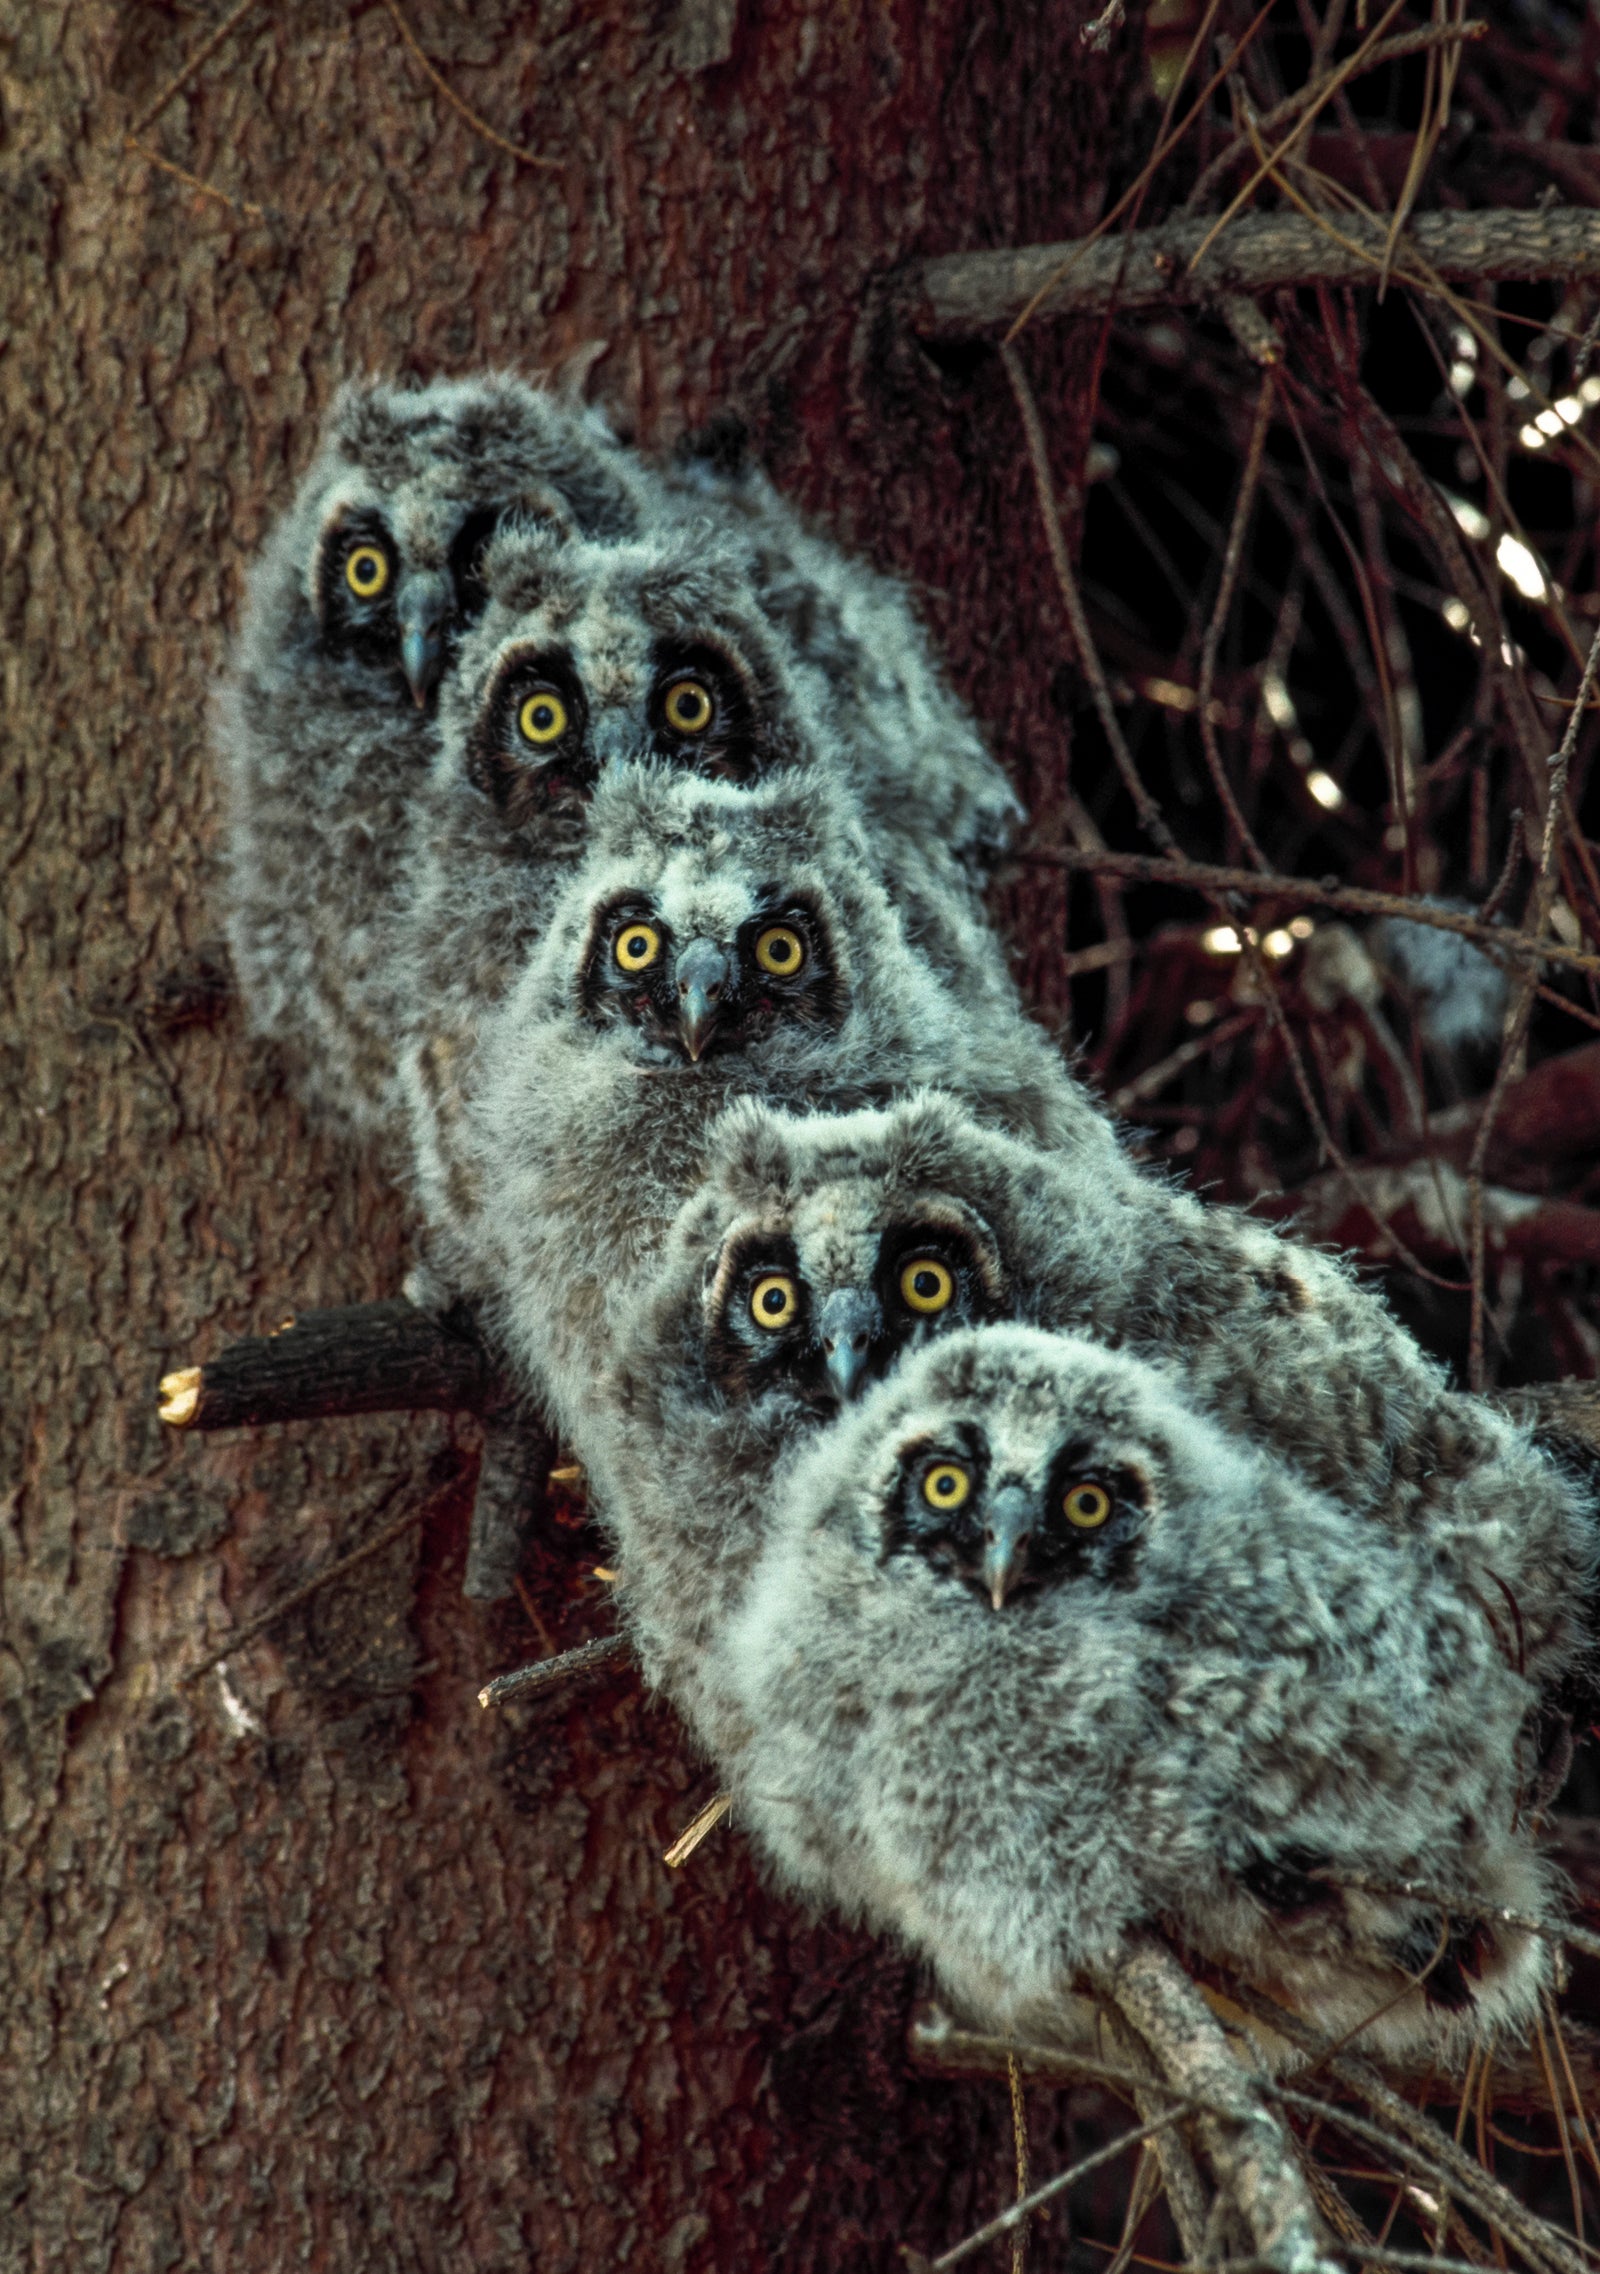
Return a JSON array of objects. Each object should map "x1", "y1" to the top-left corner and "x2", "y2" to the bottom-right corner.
[
  {"x1": 1108, "y1": 1008, "x2": 1259, "y2": 1114},
  {"x1": 663, "y1": 1790, "x2": 732, "y2": 1868},
  {"x1": 1010, "y1": 843, "x2": 1600, "y2": 977},
  {"x1": 1481, "y1": 814, "x2": 1526, "y2": 924},
  {"x1": 124, "y1": 136, "x2": 265, "y2": 218},
  {"x1": 1001, "y1": 0, "x2": 1275, "y2": 342},
  {"x1": 1318, "y1": 1871, "x2": 1600, "y2": 1963},
  {"x1": 380, "y1": 0, "x2": 561, "y2": 170},
  {"x1": 128, "y1": 0, "x2": 267, "y2": 136},
  {"x1": 915, "y1": 2104, "x2": 1204, "y2": 2272},
  {"x1": 1532, "y1": 2012, "x2": 1586, "y2": 2248},
  {"x1": 1002, "y1": 341, "x2": 1179, "y2": 855},
  {"x1": 917, "y1": 209, "x2": 1600, "y2": 336},
  {"x1": 1185, "y1": 17, "x2": 1487, "y2": 210},
  {"x1": 1272, "y1": 2086, "x2": 1592, "y2": 2274},
  {"x1": 1222, "y1": 1977, "x2": 1596, "y2": 2274},
  {"x1": 1008, "y1": 2052, "x2": 1031, "y2": 2274},
  {"x1": 1198, "y1": 370, "x2": 1275, "y2": 870},
  {"x1": 1469, "y1": 615, "x2": 1600, "y2": 1385},
  {"x1": 179, "y1": 1482, "x2": 440, "y2": 1687},
  {"x1": 1545, "y1": 1993, "x2": 1600, "y2": 2192},
  {"x1": 1186, "y1": 0, "x2": 1412, "y2": 275}
]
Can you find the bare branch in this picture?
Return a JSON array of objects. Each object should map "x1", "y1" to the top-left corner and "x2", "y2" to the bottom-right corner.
[
  {"x1": 910, "y1": 209, "x2": 1600, "y2": 336},
  {"x1": 1010, "y1": 843, "x2": 1600, "y2": 977}
]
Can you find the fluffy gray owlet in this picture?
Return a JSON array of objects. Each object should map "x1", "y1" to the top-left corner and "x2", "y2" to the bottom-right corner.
[
  {"x1": 421, "y1": 761, "x2": 1117, "y2": 1454},
  {"x1": 400, "y1": 501, "x2": 1028, "y2": 1139},
  {"x1": 216, "y1": 373, "x2": 646, "y2": 1136},
  {"x1": 719, "y1": 1325, "x2": 1595, "y2": 2067},
  {"x1": 631, "y1": 1089, "x2": 1595, "y2": 1703},
  {"x1": 659, "y1": 437, "x2": 1025, "y2": 958}
]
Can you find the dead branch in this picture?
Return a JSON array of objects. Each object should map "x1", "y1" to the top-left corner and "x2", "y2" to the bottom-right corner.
[
  {"x1": 1107, "y1": 1937, "x2": 1338, "y2": 2274},
  {"x1": 1013, "y1": 844, "x2": 1600, "y2": 978},
  {"x1": 909, "y1": 208, "x2": 1600, "y2": 336},
  {"x1": 158, "y1": 1298, "x2": 500, "y2": 1432},
  {"x1": 908, "y1": 1999, "x2": 1600, "y2": 2123},
  {"x1": 476, "y1": 1633, "x2": 632, "y2": 1709},
  {"x1": 465, "y1": 1403, "x2": 556, "y2": 1602},
  {"x1": 1269, "y1": 1164, "x2": 1600, "y2": 1272}
]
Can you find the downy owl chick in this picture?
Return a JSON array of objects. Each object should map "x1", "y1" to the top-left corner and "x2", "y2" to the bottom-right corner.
[
  {"x1": 662, "y1": 431, "x2": 1026, "y2": 956},
  {"x1": 631, "y1": 1091, "x2": 1596, "y2": 1698},
  {"x1": 217, "y1": 373, "x2": 646, "y2": 1135},
  {"x1": 720, "y1": 1324, "x2": 1592, "y2": 2067},
  {"x1": 401, "y1": 506, "x2": 1027, "y2": 1124},
  {"x1": 420, "y1": 762, "x2": 1112, "y2": 1451}
]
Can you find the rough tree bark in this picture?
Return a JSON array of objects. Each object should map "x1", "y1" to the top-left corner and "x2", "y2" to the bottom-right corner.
[{"x1": 0, "y1": 5, "x2": 1139, "y2": 2267}]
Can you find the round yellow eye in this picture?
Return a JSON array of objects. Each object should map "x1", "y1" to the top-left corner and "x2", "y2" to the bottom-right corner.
[
  {"x1": 922, "y1": 1463, "x2": 971, "y2": 1511},
  {"x1": 749, "y1": 1273, "x2": 799, "y2": 1331},
  {"x1": 900, "y1": 1257, "x2": 955, "y2": 1315},
  {"x1": 345, "y1": 544, "x2": 390, "y2": 599},
  {"x1": 755, "y1": 925, "x2": 805, "y2": 977},
  {"x1": 615, "y1": 922, "x2": 663, "y2": 972},
  {"x1": 1063, "y1": 1481, "x2": 1112, "y2": 1530},
  {"x1": 663, "y1": 678, "x2": 714, "y2": 735},
  {"x1": 518, "y1": 689, "x2": 569, "y2": 746}
]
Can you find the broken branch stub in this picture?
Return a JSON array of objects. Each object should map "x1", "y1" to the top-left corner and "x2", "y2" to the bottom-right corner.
[{"x1": 157, "y1": 1298, "x2": 499, "y2": 1432}]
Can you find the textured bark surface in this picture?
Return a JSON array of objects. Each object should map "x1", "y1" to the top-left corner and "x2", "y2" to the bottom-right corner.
[{"x1": 0, "y1": 5, "x2": 1137, "y2": 2266}]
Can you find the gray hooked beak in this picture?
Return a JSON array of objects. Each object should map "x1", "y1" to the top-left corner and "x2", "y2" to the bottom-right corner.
[
  {"x1": 397, "y1": 570, "x2": 451, "y2": 707},
  {"x1": 816, "y1": 1286, "x2": 882, "y2": 1402},
  {"x1": 676, "y1": 939, "x2": 732, "y2": 1062},
  {"x1": 982, "y1": 1483, "x2": 1036, "y2": 1612},
  {"x1": 590, "y1": 713, "x2": 648, "y2": 770}
]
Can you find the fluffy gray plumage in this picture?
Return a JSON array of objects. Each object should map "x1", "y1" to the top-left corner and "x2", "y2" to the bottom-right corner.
[
  {"x1": 718, "y1": 1326, "x2": 1594, "y2": 2064},
  {"x1": 400, "y1": 494, "x2": 1025, "y2": 1120},
  {"x1": 217, "y1": 373, "x2": 645, "y2": 1134},
  {"x1": 424, "y1": 764, "x2": 1116, "y2": 1449},
  {"x1": 1376, "y1": 906, "x2": 1510, "y2": 1058},
  {"x1": 630, "y1": 1091, "x2": 1596, "y2": 1655},
  {"x1": 662, "y1": 438, "x2": 1024, "y2": 886}
]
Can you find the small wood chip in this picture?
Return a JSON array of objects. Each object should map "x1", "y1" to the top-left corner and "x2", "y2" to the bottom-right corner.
[{"x1": 663, "y1": 1790, "x2": 732, "y2": 1868}]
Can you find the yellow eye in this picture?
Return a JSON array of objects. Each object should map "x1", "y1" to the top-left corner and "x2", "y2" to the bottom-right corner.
[
  {"x1": 749, "y1": 1273, "x2": 799, "y2": 1330},
  {"x1": 899, "y1": 1257, "x2": 955, "y2": 1315},
  {"x1": 345, "y1": 544, "x2": 390, "y2": 599},
  {"x1": 922, "y1": 1463, "x2": 971, "y2": 1511},
  {"x1": 1062, "y1": 1481, "x2": 1113, "y2": 1530},
  {"x1": 615, "y1": 921, "x2": 663, "y2": 972},
  {"x1": 662, "y1": 678, "x2": 714, "y2": 735},
  {"x1": 755, "y1": 925, "x2": 805, "y2": 977},
  {"x1": 518, "y1": 689, "x2": 569, "y2": 746}
]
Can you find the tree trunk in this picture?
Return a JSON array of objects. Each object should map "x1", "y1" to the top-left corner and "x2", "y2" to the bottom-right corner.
[{"x1": 0, "y1": 6, "x2": 1137, "y2": 2265}]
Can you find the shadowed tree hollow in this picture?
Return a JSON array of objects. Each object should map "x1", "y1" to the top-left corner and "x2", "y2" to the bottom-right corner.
[{"x1": 6, "y1": 1, "x2": 1600, "y2": 2269}]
